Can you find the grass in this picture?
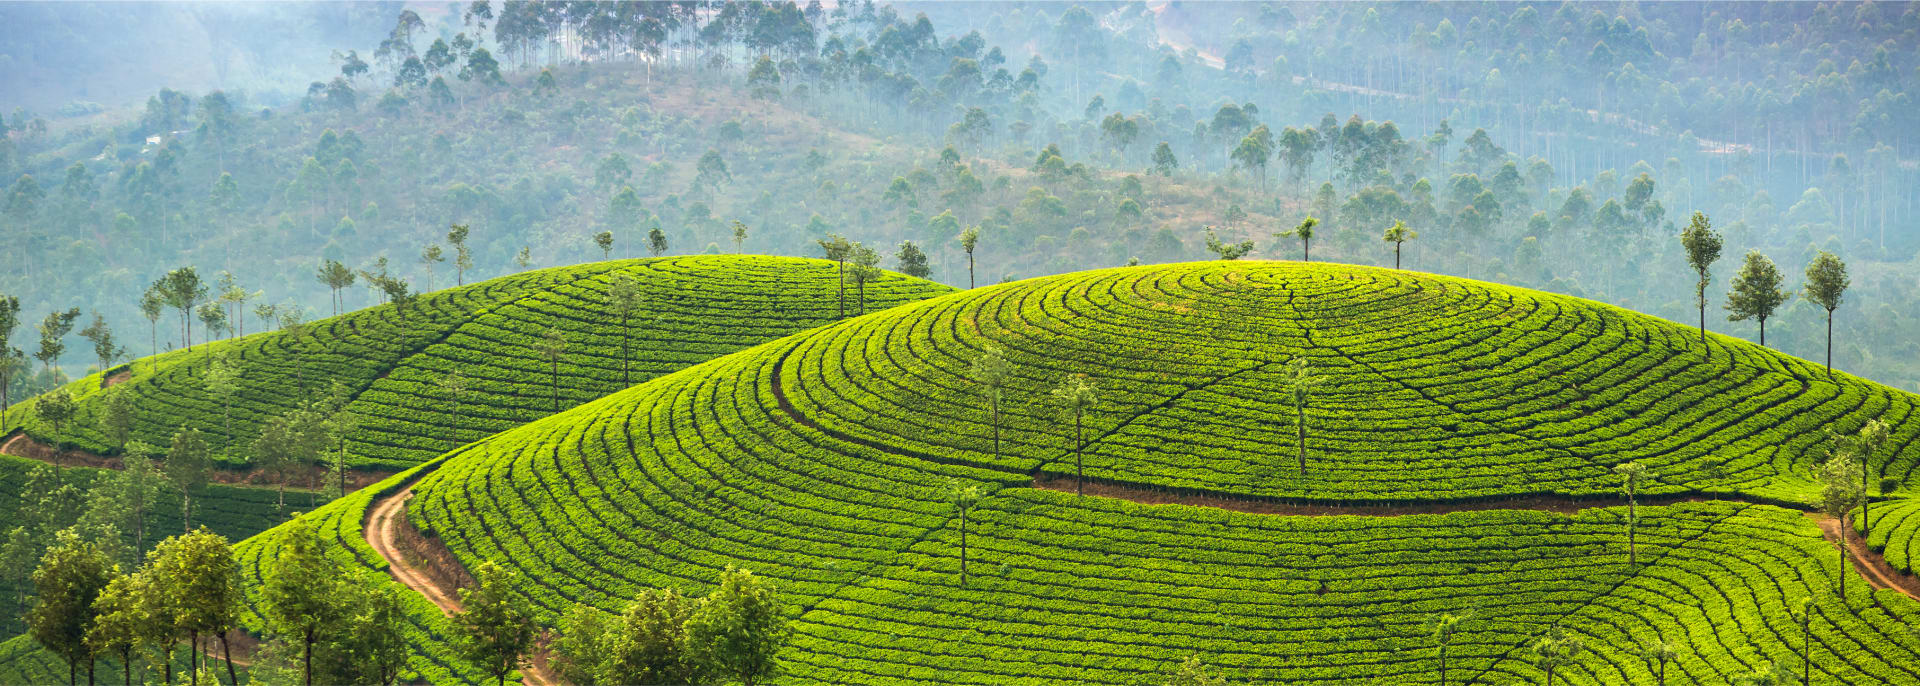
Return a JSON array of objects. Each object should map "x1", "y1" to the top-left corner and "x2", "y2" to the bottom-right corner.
[
  {"x1": 1, "y1": 255, "x2": 951, "y2": 471},
  {"x1": 395, "y1": 260, "x2": 1919, "y2": 684}
]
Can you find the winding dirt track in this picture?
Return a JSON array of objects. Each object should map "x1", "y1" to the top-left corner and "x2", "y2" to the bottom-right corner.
[
  {"x1": 1812, "y1": 513, "x2": 1920, "y2": 600},
  {"x1": 364, "y1": 483, "x2": 558, "y2": 686}
]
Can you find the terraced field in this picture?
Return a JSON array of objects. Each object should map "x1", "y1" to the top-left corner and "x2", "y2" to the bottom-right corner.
[
  {"x1": 1, "y1": 255, "x2": 950, "y2": 470},
  {"x1": 397, "y1": 261, "x2": 1918, "y2": 684},
  {"x1": 1860, "y1": 497, "x2": 1920, "y2": 576}
]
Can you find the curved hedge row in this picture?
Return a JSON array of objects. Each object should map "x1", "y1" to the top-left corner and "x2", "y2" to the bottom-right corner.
[
  {"x1": 408, "y1": 261, "x2": 1920, "y2": 684},
  {"x1": 1858, "y1": 496, "x2": 1920, "y2": 576},
  {"x1": 1, "y1": 255, "x2": 950, "y2": 470}
]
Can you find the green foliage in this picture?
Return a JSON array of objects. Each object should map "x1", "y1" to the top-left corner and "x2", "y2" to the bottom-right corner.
[
  {"x1": 26, "y1": 529, "x2": 115, "y2": 683},
  {"x1": 454, "y1": 561, "x2": 537, "y2": 686}
]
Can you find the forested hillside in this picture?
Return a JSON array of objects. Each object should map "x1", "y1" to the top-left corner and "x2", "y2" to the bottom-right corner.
[{"x1": 5, "y1": 1, "x2": 1919, "y2": 395}]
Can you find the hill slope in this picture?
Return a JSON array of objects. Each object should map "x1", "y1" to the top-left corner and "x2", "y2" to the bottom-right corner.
[
  {"x1": 392, "y1": 261, "x2": 1917, "y2": 684},
  {"x1": 2, "y1": 255, "x2": 951, "y2": 470}
]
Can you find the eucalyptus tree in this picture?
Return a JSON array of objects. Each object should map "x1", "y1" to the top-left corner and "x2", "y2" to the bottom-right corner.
[
  {"x1": 265, "y1": 520, "x2": 343, "y2": 686},
  {"x1": 1203, "y1": 227, "x2": 1254, "y2": 260},
  {"x1": 157, "y1": 529, "x2": 244, "y2": 686},
  {"x1": 1614, "y1": 462, "x2": 1648, "y2": 565},
  {"x1": 1277, "y1": 217, "x2": 1318, "y2": 262},
  {"x1": 165, "y1": 428, "x2": 212, "y2": 533},
  {"x1": 102, "y1": 388, "x2": 135, "y2": 451},
  {"x1": 1382, "y1": 220, "x2": 1417, "y2": 269},
  {"x1": 1528, "y1": 624, "x2": 1587, "y2": 686},
  {"x1": 970, "y1": 345, "x2": 1013, "y2": 464},
  {"x1": 850, "y1": 243, "x2": 881, "y2": 315},
  {"x1": 1150, "y1": 141, "x2": 1178, "y2": 176},
  {"x1": 946, "y1": 480, "x2": 983, "y2": 587},
  {"x1": 605, "y1": 272, "x2": 645, "y2": 386},
  {"x1": 34, "y1": 389, "x2": 76, "y2": 435},
  {"x1": 1637, "y1": 639, "x2": 1678, "y2": 686},
  {"x1": 538, "y1": 327, "x2": 567, "y2": 413},
  {"x1": 1831, "y1": 419, "x2": 1889, "y2": 537},
  {"x1": 420, "y1": 242, "x2": 445, "y2": 290},
  {"x1": 1679, "y1": 212, "x2": 1724, "y2": 351},
  {"x1": 448, "y1": 223, "x2": 474, "y2": 285},
  {"x1": 439, "y1": 371, "x2": 471, "y2": 433},
  {"x1": 315, "y1": 260, "x2": 356, "y2": 316},
  {"x1": 1051, "y1": 374, "x2": 1100, "y2": 495},
  {"x1": 194, "y1": 303, "x2": 228, "y2": 343},
  {"x1": 80, "y1": 312, "x2": 126, "y2": 374},
  {"x1": 895, "y1": 241, "x2": 930, "y2": 279},
  {"x1": 1817, "y1": 450, "x2": 1865, "y2": 597},
  {"x1": 817, "y1": 233, "x2": 852, "y2": 317},
  {"x1": 1428, "y1": 612, "x2": 1467, "y2": 686},
  {"x1": 957, "y1": 226, "x2": 981, "y2": 288},
  {"x1": 1282, "y1": 356, "x2": 1324, "y2": 473},
  {"x1": 34, "y1": 307, "x2": 81, "y2": 375},
  {"x1": 139, "y1": 285, "x2": 165, "y2": 354},
  {"x1": 593, "y1": 230, "x2": 614, "y2": 260},
  {"x1": 1802, "y1": 251, "x2": 1849, "y2": 378},
  {"x1": 160, "y1": 267, "x2": 208, "y2": 350},
  {"x1": 731, "y1": 220, "x2": 749, "y2": 252},
  {"x1": 204, "y1": 354, "x2": 241, "y2": 443},
  {"x1": 647, "y1": 227, "x2": 669, "y2": 257},
  {"x1": 1726, "y1": 251, "x2": 1791, "y2": 346}
]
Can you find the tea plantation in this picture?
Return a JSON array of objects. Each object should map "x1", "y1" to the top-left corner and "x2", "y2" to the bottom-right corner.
[
  {"x1": 391, "y1": 261, "x2": 1917, "y2": 684},
  {"x1": 1, "y1": 255, "x2": 950, "y2": 470}
]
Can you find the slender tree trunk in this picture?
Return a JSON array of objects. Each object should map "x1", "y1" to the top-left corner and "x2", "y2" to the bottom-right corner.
[
  {"x1": 835, "y1": 261, "x2": 845, "y2": 318},
  {"x1": 1760, "y1": 317, "x2": 1768, "y2": 347},
  {"x1": 163, "y1": 646, "x2": 172, "y2": 686},
  {"x1": 1439, "y1": 645, "x2": 1446, "y2": 686},
  {"x1": 121, "y1": 646, "x2": 131, "y2": 686},
  {"x1": 1825, "y1": 310, "x2": 1834, "y2": 377},
  {"x1": 1698, "y1": 286, "x2": 1707, "y2": 350},
  {"x1": 1296, "y1": 405, "x2": 1307, "y2": 473},
  {"x1": 305, "y1": 631, "x2": 314, "y2": 686},
  {"x1": 1839, "y1": 532, "x2": 1848, "y2": 597},
  {"x1": 1074, "y1": 412, "x2": 1084, "y2": 496},
  {"x1": 1394, "y1": 243, "x2": 1402, "y2": 269},
  {"x1": 183, "y1": 492, "x2": 192, "y2": 534},
  {"x1": 221, "y1": 633, "x2": 237, "y2": 686},
  {"x1": 991, "y1": 398, "x2": 1000, "y2": 461},
  {"x1": 967, "y1": 253, "x2": 975, "y2": 288},
  {"x1": 151, "y1": 320, "x2": 158, "y2": 356},
  {"x1": 189, "y1": 632, "x2": 199, "y2": 686}
]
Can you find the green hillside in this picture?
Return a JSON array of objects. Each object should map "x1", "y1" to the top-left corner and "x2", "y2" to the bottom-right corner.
[
  {"x1": 2, "y1": 255, "x2": 951, "y2": 471},
  {"x1": 366, "y1": 261, "x2": 1920, "y2": 684}
]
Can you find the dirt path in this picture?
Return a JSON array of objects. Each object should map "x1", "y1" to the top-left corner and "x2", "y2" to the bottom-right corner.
[
  {"x1": 1, "y1": 429, "x2": 395, "y2": 487},
  {"x1": 1811, "y1": 513, "x2": 1920, "y2": 601},
  {"x1": 364, "y1": 484, "x2": 559, "y2": 686}
]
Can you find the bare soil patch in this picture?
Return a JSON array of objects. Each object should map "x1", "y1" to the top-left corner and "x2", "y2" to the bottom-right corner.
[
  {"x1": 1811, "y1": 513, "x2": 1920, "y2": 601},
  {"x1": 101, "y1": 368, "x2": 132, "y2": 388}
]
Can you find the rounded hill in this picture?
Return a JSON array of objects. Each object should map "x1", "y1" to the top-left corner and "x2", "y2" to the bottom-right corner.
[
  {"x1": 2, "y1": 255, "x2": 951, "y2": 470},
  {"x1": 404, "y1": 261, "x2": 1920, "y2": 684}
]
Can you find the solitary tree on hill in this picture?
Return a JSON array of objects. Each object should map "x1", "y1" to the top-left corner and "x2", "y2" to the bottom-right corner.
[
  {"x1": 593, "y1": 230, "x2": 615, "y2": 260},
  {"x1": 439, "y1": 371, "x2": 471, "y2": 432},
  {"x1": 420, "y1": 242, "x2": 445, "y2": 291},
  {"x1": 971, "y1": 345, "x2": 1014, "y2": 464},
  {"x1": 315, "y1": 260, "x2": 356, "y2": 317},
  {"x1": 1529, "y1": 624, "x2": 1587, "y2": 686},
  {"x1": 204, "y1": 354, "x2": 241, "y2": 444},
  {"x1": 1679, "y1": 212, "x2": 1723, "y2": 353},
  {"x1": 817, "y1": 234, "x2": 852, "y2": 317},
  {"x1": 647, "y1": 227, "x2": 669, "y2": 257},
  {"x1": 1637, "y1": 639, "x2": 1678, "y2": 686},
  {"x1": 1282, "y1": 356, "x2": 1324, "y2": 473},
  {"x1": 957, "y1": 226, "x2": 981, "y2": 289},
  {"x1": 448, "y1": 223, "x2": 474, "y2": 286},
  {"x1": 731, "y1": 220, "x2": 749, "y2": 253},
  {"x1": 1614, "y1": 462, "x2": 1648, "y2": 565},
  {"x1": 850, "y1": 243, "x2": 881, "y2": 315},
  {"x1": 1428, "y1": 612, "x2": 1467, "y2": 686},
  {"x1": 455, "y1": 561, "x2": 537, "y2": 686},
  {"x1": 34, "y1": 307, "x2": 81, "y2": 375},
  {"x1": 1725, "y1": 251, "x2": 1791, "y2": 347},
  {"x1": 166, "y1": 427, "x2": 212, "y2": 533},
  {"x1": 539, "y1": 327, "x2": 567, "y2": 413},
  {"x1": 1817, "y1": 450, "x2": 1865, "y2": 598},
  {"x1": 1278, "y1": 217, "x2": 1318, "y2": 262},
  {"x1": 160, "y1": 267, "x2": 208, "y2": 350},
  {"x1": 139, "y1": 286, "x2": 165, "y2": 354},
  {"x1": 1050, "y1": 373, "x2": 1100, "y2": 496},
  {"x1": 606, "y1": 272, "x2": 645, "y2": 386},
  {"x1": 1802, "y1": 251, "x2": 1849, "y2": 378},
  {"x1": 946, "y1": 480, "x2": 983, "y2": 587},
  {"x1": 1203, "y1": 227, "x2": 1254, "y2": 260},
  {"x1": 1383, "y1": 220, "x2": 1417, "y2": 269},
  {"x1": 895, "y1": 241, "x2": 930, "y2": 279}
]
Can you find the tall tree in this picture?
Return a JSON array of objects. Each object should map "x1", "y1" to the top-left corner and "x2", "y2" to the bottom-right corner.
[
  {"x1": 1802, "y1": 251, "x2": 1849, "y2": 378},
  {"x1": 895, "y1": 241, "x2": 930, "y2": 279},
  {"x1": 850, "y1": 243, "x2": 880, "y2": 315},
  {"x1": 946, "y1": 480, "x2": 983, "y2": 587},
  {"x1": 79, "y1": 313, "x2": 125, "y2": 374},
  {"x1": 1791, "y1": 598, "x2": 1814, "y2": 685},
  {"x1": 1282, "y1": 356, "x2": 1324, "y2": 473},
  {"x1": 203, "y1": 354, "x2": 241, "y2": 445},
  {"x1": 1150, "y1": 142, "x2": 1178, "y2": 176},
  {"x1": 1614, "y1": 462, "x2": 1647, "y2": 565},
  {"x1": 538, "y1": 328, "x2": 567, "y2": 413},
  {"x1": 684, "y1": 566, "x2": 790, "y2": 686},
  {"x1": 454, "y1": 561, "x2": 537, "y2": 686},
  {"x1": 1679, "y1": 212, "x2": 1724, "y2": 351},
  {"x1": 1203, "y1": 228, "x2": 1254, "y2": 260},
  {"x1": 420, "y1": 243, "x2": 445, "y2": 291},
  {"x1": 593, "y1": 230, "x2": 615, "y2": 260},
  {"x1": 164, "y1": 428, "x2": 211, "y2": 534},
  {"x1": 34, "y1": 307, "x2": 82, "y2": 375},
  {"x1": 315, "y1": 260, "x2": 356, "y2": 316},
  {"x1": 1831, "y1": 419, "x2": 1890, "y2": 539},
  {"x1": 1528, "y1": 624, "x2": 1587, "y2": 686},
  {"x1": 731, "y1": 220, "x2": 749, "y2": 253},
  {"x1": 1429, "y1": 612, "x2": 1467, "y2": 686},
  {"x1": 1382, "y1": 220, "x2": 1417, "y2": 269},
  {"x1": 448, "y1": 224, "x2": 474, "y2": 286},
  {"x1": 27, "y1": 529, "x2": 116, "y2": 686},
  {"x1": 156, "y1": 529, "x2": 243, "y2": 686},
  {"x1": 265, "y1": 520, "x2": 341, "y2": 686},
  {"x1": 1725, "y1": 251, "x2": 1791, "y2": 347},
  {"x1": 970, "y1": 345, "x2": 1013, "y2": 463},
  {"x1": 1637, "y1": 639, "x2": 1677, "y2": 686},
  {"x1": 816, "y1": 234, "x2": 852, "y2": 317},
  {"x1": 35, "y1": 389, "x2": 77, "y2": 435},
  {"x1": 1277, "y1": 217, "x2": 1318, "y2": 262},
  {"x1": 1817, "y1": 450, "x2": 1865, "y2": 598},
  {"x1": 159, "y1": 268, "x2": 207, "y2": 351},
  {"x1": 0, "y1": 294, "x2": 17, "y2": 414},
  {"x1": 646, "y1": 227, "x2": 669, "y2": 257},
  {"x1": 85, "y1": 572, "x2": 141, "y2": 686},
  {"x1": 138, "y1": 286, "x2": 164, "y2": 355},
  {"x1": 605, "y1": 272, "x2": 645, "y2": 386},
  {"x1": 1050, "y1": 373, "x2": 1099, "y2": 496},
  {"x1": 957, "y1": 227, "x2": 981, "y2": 289}
]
